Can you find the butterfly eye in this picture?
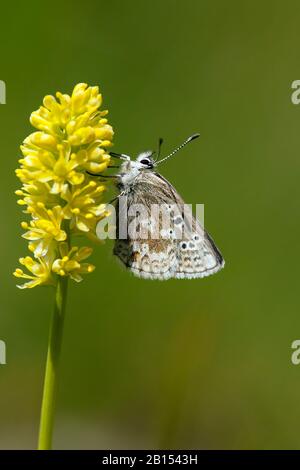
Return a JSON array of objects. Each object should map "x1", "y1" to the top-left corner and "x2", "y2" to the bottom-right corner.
[{"x1": 140, "y1": 159, "x2": 150, "y2": 165}]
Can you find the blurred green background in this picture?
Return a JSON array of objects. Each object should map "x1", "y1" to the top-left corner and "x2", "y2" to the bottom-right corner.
[{"x1": 0, "y1": 0, "x2": 300, "y2": 449}]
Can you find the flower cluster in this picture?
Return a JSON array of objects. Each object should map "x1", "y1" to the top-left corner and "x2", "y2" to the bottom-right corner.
[{"x1": 14, "y1": 83, "x2": 113, "y2": 288}]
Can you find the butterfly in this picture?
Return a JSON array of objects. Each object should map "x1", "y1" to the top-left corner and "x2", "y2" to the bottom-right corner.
[{"x1": 92, "y1": 134, "x2": 224, "y2": 280}]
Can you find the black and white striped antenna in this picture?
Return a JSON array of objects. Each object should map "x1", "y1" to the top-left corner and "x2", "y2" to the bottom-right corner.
[{"x1": 155, "y1": 133, "x2": 200, "y2": 166}]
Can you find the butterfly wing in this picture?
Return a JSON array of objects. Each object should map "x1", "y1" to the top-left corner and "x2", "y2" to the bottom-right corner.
[
  {"x1": 113, "y1": 172, "x2": 178, "y2": 279},
  {"x1": 113, "y1": 171, "x2": 224, "y2": 280}
]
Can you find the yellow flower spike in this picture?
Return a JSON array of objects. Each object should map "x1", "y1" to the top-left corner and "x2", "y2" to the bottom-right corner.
[
  {"x1": 15, "y1": 83, "x2": 114, "y2": 451},
  {"x1": 15, "y1": 82, "x2": 113, "y2": 272}
]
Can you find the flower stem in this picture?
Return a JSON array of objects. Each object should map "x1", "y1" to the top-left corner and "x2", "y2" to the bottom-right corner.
[{"x1": 38, "y1": 274, "x2": 69, "y2": 450}]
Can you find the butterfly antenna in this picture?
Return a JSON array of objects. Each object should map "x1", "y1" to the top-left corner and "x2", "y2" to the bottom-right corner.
[
  {"x1": 155, "y1": 133, "x2": 200, "y2": 166},
  {"x1": 154, "y1": 137, "x2": 164, "y2": 162}
]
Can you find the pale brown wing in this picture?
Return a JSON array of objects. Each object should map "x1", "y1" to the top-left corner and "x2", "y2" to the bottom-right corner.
[{"x1": 114, "y1": 171, "x2": 224, "y2": 279}]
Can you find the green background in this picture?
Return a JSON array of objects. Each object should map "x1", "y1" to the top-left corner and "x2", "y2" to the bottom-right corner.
[{"x1": 0, "y1": 0, "x2": 300, "y2": 449}]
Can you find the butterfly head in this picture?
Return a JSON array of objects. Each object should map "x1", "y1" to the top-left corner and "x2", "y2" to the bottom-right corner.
[
  {"x1": 136, "y1": 151, "x2": 155, "y2": 169},
  {"x1": 114, "y1": 151, "x2": 155, "y2": 188}
]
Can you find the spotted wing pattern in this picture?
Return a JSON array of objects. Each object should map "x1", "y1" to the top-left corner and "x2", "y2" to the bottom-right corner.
[{"x1": 113, "y1": 171, "x2": 224, "y2": 280}]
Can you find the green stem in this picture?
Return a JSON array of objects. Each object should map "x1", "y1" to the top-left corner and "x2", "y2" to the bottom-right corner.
[{"x1": 37, "y1": 274, "x2": 69, "y2": 450}]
